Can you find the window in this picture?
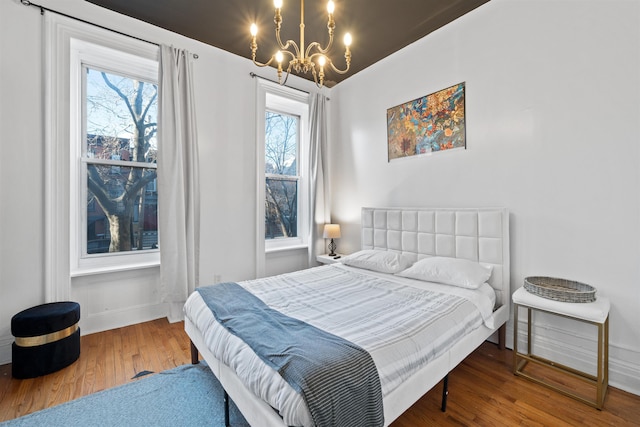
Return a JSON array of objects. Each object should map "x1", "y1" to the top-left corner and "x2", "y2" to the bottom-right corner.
[
  {"x1": 265, "y1": 110, "x2": 300, "y2": 240},
  {"x1": 69, "y1": 38, "x2": 160, "y2": 274},
  {"x1": 83, "y1": 68, "x2": 158, "y2": 255},
  {"x1": 256, "y1": 80, "x2": 310, "y2": 257}
]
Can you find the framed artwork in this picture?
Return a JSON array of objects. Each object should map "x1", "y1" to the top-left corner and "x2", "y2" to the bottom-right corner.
[{"x1": 387, "y1": 82, "x2": 466, "y2": 161}]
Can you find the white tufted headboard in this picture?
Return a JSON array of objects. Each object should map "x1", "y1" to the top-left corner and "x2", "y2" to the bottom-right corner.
[{"x1": 361, "y1": 207, "x2": 510, "y2": 308}]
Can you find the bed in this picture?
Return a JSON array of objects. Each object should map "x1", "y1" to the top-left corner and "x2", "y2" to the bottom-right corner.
[{"x1": 184, "y1": 207, "x2": 510, "y2": 426}]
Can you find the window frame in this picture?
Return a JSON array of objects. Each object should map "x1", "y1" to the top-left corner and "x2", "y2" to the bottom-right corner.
[
  {"x1": 70, "y1": 39, "x2": 160, "y2": 275},
  {"x1": 45, "y1": 13, "x2": 161, "y2": 297},
  {"x1": 255, "y1": 79, "x2": 310, "y2": 276},
  {"x1": 264, "y1": 108, "x2": 302, "y2": 244}
]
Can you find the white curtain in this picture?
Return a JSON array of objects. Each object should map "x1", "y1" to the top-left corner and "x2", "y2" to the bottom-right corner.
[
  {"x1": 308, "y1": 93, "x2": 330, "y2": 265},
  {"x1": 158, "y1": 46, "x2": 200, "y2": 320}
]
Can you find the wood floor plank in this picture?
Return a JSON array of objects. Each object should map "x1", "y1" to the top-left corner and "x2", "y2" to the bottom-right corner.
[
  {"x1": 92, "y1": 331, "x2": 107, "y2": 393},
  {"x1": 120, "y1": 322, "x2": 138, "y2": 380},
  {"x1": 111, "y1": 326, "x2": 126, "y2": 386},
  {"x1": 102, "y1": 328, "x2": 116, "y2": 390},
  {"x1": 1, "y1": 319, "x2": 639, "y2": 426},
  {"x1": 80, "y1": 331, "x2": 98, "y2": 396},
  {"x1": 132, "y1": 322, "x2": 150, "y2": 374},
  {"x1": 138, "y1": 321, "x2": 161, "y2": 374}
]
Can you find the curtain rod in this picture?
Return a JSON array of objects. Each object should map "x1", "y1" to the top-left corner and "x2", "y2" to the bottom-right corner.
[
  {"x1": 20, "y1": 0, "x2": 199, "y2": 59},
  {"x1": 249, "y1": 72, "x2": 330, "y2": 100},
  {"x1": 249, "y1": 72, "x2": 309, "y2": 94}
]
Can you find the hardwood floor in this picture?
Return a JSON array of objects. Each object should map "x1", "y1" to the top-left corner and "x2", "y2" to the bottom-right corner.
[{"x1": 1, "y1": 318, "x2": 639, "y2": 425}]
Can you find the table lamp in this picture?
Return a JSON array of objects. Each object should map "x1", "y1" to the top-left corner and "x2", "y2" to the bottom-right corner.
[{"x1": 323, "y1": 224, "x2": 341, "y2": 257}]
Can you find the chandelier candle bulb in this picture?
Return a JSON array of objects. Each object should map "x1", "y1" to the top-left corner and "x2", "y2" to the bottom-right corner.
[
  {"x1": 344, "y1": 33, "x2": 352, "y2": 47},
  {"x1": 318, "y1": 55, "x2": 326, "y2": 83},
  {"x1": 327, "y1": 1, "x2": 335, "y2": 32},
  {"x1": 276, "y1": 50, "x2": 284, "y2": 82}
]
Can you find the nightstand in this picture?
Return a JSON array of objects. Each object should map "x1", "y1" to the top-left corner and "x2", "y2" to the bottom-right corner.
[
  {"x1": 512, "y1": 287, "x2": 610, "y2": 409},
  {"x1": 316, "y1": 254, "x2": 344, "y2": 265}
]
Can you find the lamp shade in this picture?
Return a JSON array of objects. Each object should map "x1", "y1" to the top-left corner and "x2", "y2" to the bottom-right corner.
[{"x1": 322, "y1": 224, "x2": 341, "y2": 239}]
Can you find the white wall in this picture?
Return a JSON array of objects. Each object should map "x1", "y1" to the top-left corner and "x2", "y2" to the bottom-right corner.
[
  {"x1": 0, "y1": 0, "x2": 318, "y2": 364},
  {"x1": 0, "y1": 0, "x2": 47, "y2": 366},
  {"x1": 330, "y1": 0, "x2": 640, "y2": 395}
]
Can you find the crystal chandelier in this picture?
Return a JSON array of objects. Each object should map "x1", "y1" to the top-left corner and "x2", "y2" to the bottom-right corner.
[{"x1": 250, "y1": 0, "x2": 352, "y2": 88}]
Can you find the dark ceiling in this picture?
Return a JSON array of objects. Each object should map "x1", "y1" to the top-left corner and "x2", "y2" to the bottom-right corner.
[{"x1": 85, "y1": 0, "x2": 490, "y2": 87}]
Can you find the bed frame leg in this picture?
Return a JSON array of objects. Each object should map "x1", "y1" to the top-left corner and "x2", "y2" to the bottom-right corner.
[
  {"x1": 441, "y1": 374, "x2": 449, "y2": 412},
  {"x1": 498, "y1": 324, "x2": 506, "y2": 350},
  {"x1": 224, "y1": 390, "x2": 230, "y2": 427},
  {"x1": 190, "y1": 340, "x2": 199, "y2": 364}
]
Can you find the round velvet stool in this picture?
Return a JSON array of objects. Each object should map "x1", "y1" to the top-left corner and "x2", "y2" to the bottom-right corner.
[{"x1": 11, "y1": 302, "x2": 81, "y2": 379}]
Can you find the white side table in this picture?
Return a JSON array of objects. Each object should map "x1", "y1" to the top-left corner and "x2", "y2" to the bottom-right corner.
[
  {"x1": 316, "y1": 253, "x2": 344, "y2": 265},
  {"x1": 512, "y1": 287, "x2": 610, "y2": 409}
]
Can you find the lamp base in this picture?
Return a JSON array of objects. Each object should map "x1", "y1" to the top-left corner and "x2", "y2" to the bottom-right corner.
[{"x1": 328, "y1": 238, "x2": 337, "y2": 257}]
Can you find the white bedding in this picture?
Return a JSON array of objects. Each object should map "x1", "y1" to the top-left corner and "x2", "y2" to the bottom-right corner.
[{"x1": 184, "y1": 263, "x2": 496, "y2": 427}]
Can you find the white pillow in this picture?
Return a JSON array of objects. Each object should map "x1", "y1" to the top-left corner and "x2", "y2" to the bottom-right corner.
[
  {"x1": 396, "y1": 256, "x2": 492, "y2": 289},
  {"x1": 342, "y1": 250, "x2": 413, "y2": 274}
]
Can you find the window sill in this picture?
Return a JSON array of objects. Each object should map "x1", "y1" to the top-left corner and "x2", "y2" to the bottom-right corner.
[
  {"x1": 70, "y1": 260, "x2": 160, "y2": 277},
  {"x1": 265, "y1": 244, "x2": 308, "y2": 254}
]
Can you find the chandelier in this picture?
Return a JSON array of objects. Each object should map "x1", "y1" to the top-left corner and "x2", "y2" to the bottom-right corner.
[{"x1": 250, "y1": 0, "x2": 352, "y2": 88}]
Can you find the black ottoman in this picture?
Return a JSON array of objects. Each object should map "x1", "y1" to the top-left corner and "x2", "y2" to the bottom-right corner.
[{"x1": 11, "y1": 302, "x2": 81, "y2": 379}]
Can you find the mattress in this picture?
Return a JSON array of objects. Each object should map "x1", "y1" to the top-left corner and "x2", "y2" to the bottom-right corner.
[{"x1": 183, "y1": 263, "x2": 496, "y2": 427}]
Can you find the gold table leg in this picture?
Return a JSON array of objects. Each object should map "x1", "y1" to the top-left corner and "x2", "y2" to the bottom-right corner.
[{"x1": 512, "y1": 302, "x2": 608, "y2": 409}]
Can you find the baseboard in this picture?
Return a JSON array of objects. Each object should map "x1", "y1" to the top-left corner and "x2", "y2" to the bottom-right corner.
[
  {"x1": 515, "y1": 317, "x2": 640, "y2": 396},
  {"x1": 0, "y1": 335, "x2": 13, "y2": 365},
  {"x1": 80, "y1": 302, "x2": 169, "y2": 336}
]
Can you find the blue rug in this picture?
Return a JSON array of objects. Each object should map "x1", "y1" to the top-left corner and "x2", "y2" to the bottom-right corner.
[{"x1": 1, "y1": 363, "x2": 250, "y2": 426}]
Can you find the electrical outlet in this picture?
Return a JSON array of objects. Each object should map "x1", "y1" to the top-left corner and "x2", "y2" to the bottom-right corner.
[{"x1": 213, "y1": 274, "x2": 221, "y2": 284}]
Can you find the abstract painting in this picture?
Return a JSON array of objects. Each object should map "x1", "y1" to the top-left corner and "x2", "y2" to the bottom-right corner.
[{"x1": 387, "y1": 82, "x2": 465, "y2": 161}]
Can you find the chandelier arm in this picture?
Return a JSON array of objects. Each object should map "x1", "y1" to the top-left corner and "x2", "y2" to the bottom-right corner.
[
  {"x1": 308, "y1": 52, "x2": 349, "y2": 75},
  {"x1": 252, "y1": 55, "x2": 277, "y2": 68},
  {"x1": 275, "y1": 28, "x2": 300, "y2": 57},
  {"x1": 305, "y1": 34, "x2": 334, "y2": 58},
  {"x1": 308, "y1": 52, "x2": 325, "y2": 63},
  {"x1": 279, "y1": 49, "x2": 297, "y2": 62},
  {"x1": 326, "y1": 56, "x2": 351, "y2": 75},
  {"x1": 283, "y1": 41, "x2": 302, "y2": 59},
  {"x1": 280, "y1": 61, "x2": 295, "y2": 86},
  {"x1": 305, "y1": 41, "x2": 320, "y2": 58}
]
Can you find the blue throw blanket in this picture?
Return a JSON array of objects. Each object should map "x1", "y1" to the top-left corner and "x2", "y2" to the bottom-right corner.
[{"x1": 197, "y1": 282, "x2": 383, "y2": 427}]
